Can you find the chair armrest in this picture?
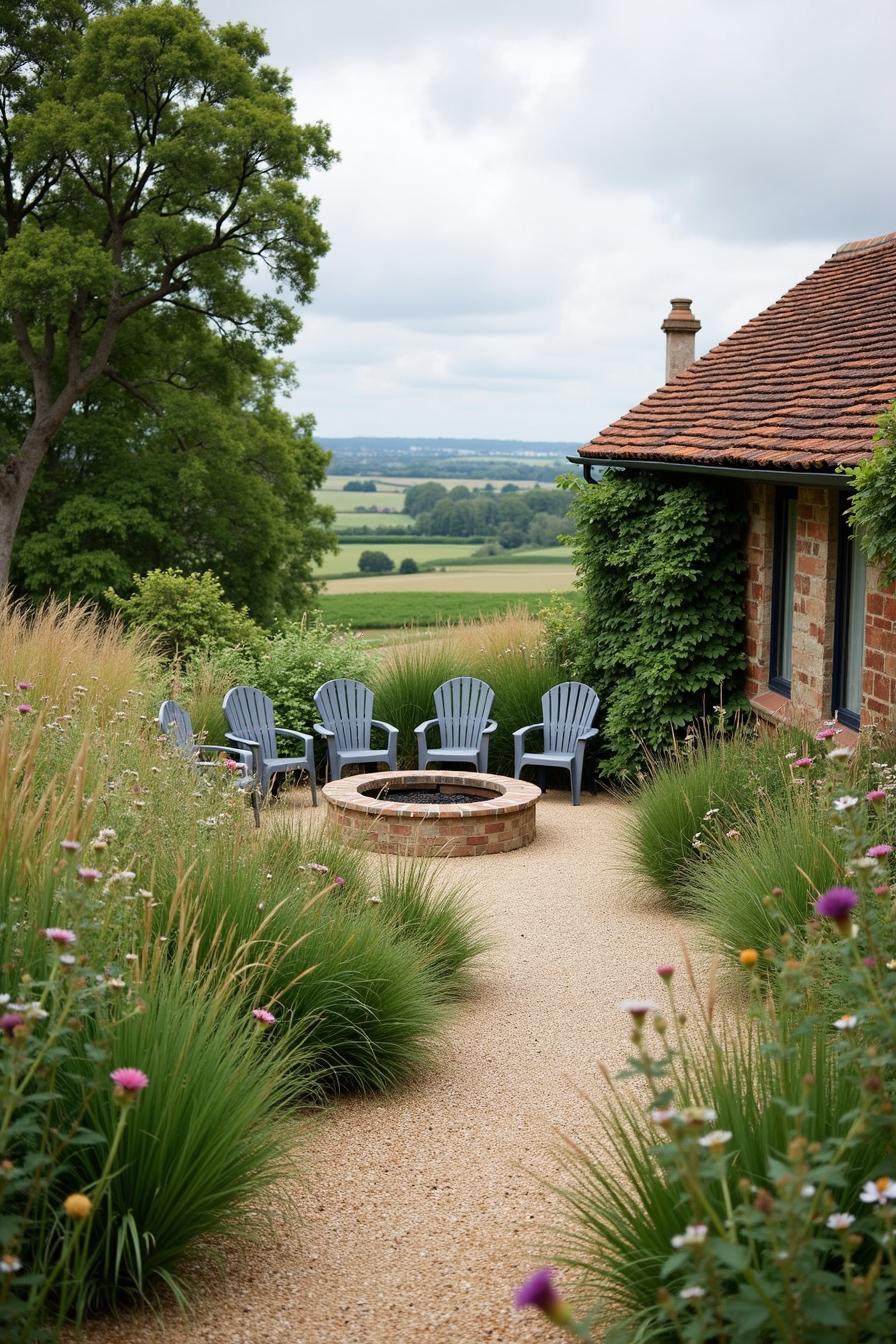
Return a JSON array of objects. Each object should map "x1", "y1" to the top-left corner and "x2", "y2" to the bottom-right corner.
[
  {"x1": 371, "y1": 719, "x2": 400, "y2": 736},
  {"x1": 313, "y1": 723, "x2": 335, "y2": 739},
  {"x1": 414, "y1": 718, "x2": 438, "y2": 739},
  {"x1": 512, "y1": 722, "x2": 543, "y2": 742},
  {"x1": 577, "y1": 726, "x2": 600, "y2": 742},
  {"x1": 225, "y1": 731, "x2": 260, "y2": 749},
  {"x1": 483, "y1": 719, "x2": 498, "y2": 736},
  {"x1": 274, "y1": 726, "x2": 314, "y2": 749}
]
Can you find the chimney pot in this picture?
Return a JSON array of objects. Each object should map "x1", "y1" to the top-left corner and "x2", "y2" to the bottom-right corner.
[{"x1": 661, "y1": 297, "x2": 701, "y2": 382}]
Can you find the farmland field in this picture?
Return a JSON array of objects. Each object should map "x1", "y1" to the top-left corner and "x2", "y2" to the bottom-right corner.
[
  {"x1": 316, "y1": 540, "x2": 485, "y2": 577},
  {"x1": 317, "y1": 590, "x2": 577, "y2": 628},
  {"x1": 322, "y1": 562, "x2": 574, "y2": 593}
]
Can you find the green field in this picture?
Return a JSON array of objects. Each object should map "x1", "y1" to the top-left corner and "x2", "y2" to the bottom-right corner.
[
  {"x1": 316, "y1": 540, "x2": 484, "y2": 577},
  {"x1": 317, "y1": 591, "x2": 576, "y2": 628}
]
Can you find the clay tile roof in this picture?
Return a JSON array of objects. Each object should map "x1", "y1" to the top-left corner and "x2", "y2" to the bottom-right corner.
[{"x1": 581, "y1": 232, "x2": 896, "y2": 473}]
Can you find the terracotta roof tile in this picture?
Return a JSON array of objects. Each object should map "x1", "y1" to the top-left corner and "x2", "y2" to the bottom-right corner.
[{"x1": 581, "y1": 232, "x2": 896, "y2": 471}]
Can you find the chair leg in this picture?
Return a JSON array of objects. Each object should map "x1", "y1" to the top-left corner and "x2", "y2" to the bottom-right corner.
[
  {"x1": 478, "y1": 740, "x2": 490, "y2": 773},
  {"x1": 570, "y1": 757, "x2": 582, "y2": 806},
  {"x1": 250, "y1": 788, "x2": 261, "y2": 828},
  {"x1": 307, "y1": 766, "x2": 318, "y2": 807}
]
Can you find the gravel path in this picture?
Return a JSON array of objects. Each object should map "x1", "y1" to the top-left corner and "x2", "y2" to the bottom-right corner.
[{"x1": 87, "y1": 792, "x2": 691, "y2": 1343}]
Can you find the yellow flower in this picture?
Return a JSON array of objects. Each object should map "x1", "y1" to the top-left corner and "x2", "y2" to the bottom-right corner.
[
  {"x1": 739, "y1": 948, "x2": 759, "y2": 968},
  {"x1": 63, "y1": 1192, "x2": 93, "y2": 1220}
]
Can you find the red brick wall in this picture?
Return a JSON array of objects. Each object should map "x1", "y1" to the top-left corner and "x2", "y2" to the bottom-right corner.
[
  {"x1": 789, "y1": 487, "x2": 839, "y2": 720},
  {"x1": 745, "y1": 483, "x2": 774, "y2": 698},
  {"x1": 861, "y1": 562, "x2": 896, "y2": 725}
]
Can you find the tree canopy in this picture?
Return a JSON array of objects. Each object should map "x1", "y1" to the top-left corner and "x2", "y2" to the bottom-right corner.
[{"x1": 0, "y1": 0, "x2": 336, "y2": 598}]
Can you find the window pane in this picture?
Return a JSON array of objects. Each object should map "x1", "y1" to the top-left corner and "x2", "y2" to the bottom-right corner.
[
  {"x1": 775, "y1": 497, "x2": 797, "y2": 684},
  {"x1": 842, "y1": 538, "x2": 866, "y2": 715}
]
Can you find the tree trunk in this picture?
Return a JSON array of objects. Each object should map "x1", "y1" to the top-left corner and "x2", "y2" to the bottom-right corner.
[{"x1": 0, "y1": 424, "x2": 53, "y2": 590}]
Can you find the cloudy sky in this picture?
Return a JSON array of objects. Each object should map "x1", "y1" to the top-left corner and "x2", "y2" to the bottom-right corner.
[{"x1": 205, "y1": 0, "x2": 895, "y2": 443}]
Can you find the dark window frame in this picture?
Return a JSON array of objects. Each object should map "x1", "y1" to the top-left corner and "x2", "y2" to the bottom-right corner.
[
  {"x1": 768, "y1": 487, "x2": 798, "y2": 697},
  {"x1": 831, "y1": 505, "x2": 863, "y2": 732}
]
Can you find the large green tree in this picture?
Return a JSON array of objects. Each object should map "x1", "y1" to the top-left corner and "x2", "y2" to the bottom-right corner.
[{"x1": 0, "y1": 0, "x2": 335, "y2": 588}]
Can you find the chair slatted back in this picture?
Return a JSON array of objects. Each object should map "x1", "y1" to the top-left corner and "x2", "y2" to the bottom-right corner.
[
  {"x1": 543, "y1": 681, "x2": 600, "y2": 754},
  {"x1": 159, "y1": 700, "x2": 195, "y2": 755},
  {"x1": 223, "y1": 686, "x2": 277, "y2": 759},
  {"x1": 433, "y1": 677, "x2": 494, "y2": 751},
  {"x1": 314, "y1": 678, "x2": 374, "y2": 752}
]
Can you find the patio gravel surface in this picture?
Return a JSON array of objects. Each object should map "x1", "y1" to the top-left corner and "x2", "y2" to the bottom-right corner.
[{"x1": 85, "y1": 791, "x2": 694, "y2": 1343}]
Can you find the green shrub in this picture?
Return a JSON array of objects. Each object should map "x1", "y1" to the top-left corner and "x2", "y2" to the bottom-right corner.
[
  {"x1": 253, "y1": 616, "x2": 375, "y2": 734},
  {"x1": 357, "y1": 549, "x2": 395, "y2": 574},
  {"x1": 108, "y1": 568, "x2": 266, "y2": 660},
  {"x1": 546, "y1": 472, "x2": 747, "y2": 778},
  {"x1": 398, "y1": 556, "x2": 419, "y2": 574},
  {"x1": 372, "y1": 857, "x2": 487, "y2": 995},
  {"x1": 846, "y1": 400, "x2": 896, "y2": 583}
]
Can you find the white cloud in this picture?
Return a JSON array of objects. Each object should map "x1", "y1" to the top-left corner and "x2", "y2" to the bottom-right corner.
[{"x1": 202, "y1": 0, "x2": 896, "y2": 439}]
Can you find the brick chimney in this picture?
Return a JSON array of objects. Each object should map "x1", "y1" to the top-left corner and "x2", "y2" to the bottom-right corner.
[{"x1": 661, "y1": 297, "x2": 701, "y2": 382}]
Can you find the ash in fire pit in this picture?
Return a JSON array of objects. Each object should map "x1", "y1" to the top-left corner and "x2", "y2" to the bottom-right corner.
[{"x1": 371, "y1": 789, "x2": 484, "y2": 805}]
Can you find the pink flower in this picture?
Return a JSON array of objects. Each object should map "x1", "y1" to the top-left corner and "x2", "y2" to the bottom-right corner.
[
  {"x1": 874, "y1": 884, "x2": 890, "y2": 897},
  {"x1": 333, "y1": 876, "x2": 345, "y2": 888},
  {"x1": 815, "y1": 727, "x2": 837, "y2": 741},
  {"x1": 76, "y1": 867, "x2": 102, "y2": 883},
  {"x1": 110, "y1": 1067, "x2": 149, "y2": 1095},
  {"x1": 656, "y1": 964, "x2": 675, "y2": 980},
  {"x1": 619, "y1": 999, "x2": 657, "y2": 1018},
  {"x1": 16, "y1": 681, "x2": 32, "y2": 691},
  {"x1": 60, "y1": 839, "x2": 81, "y2": 853},
  {"x1": 43, "y1": 928, "x2": 76, "y2": 946},
  {"x1": 867, "y1": 845, "x2": 893, "y2": 859},
  {"x1": 252, "y1": 1008, "x2": 276, "y2": 1027},
  {"x1": 792, "y1": 756, "x2": 814, "y2": 769},
  {"x1": 867, "y1": 789, "x2": 887, "y2": 803},
  {"x1": 223, "y1": 758, "x2": 242, "y2": 772},
  {"x1": 16, "y1": 704, "x2": 32, "y2": 715}
]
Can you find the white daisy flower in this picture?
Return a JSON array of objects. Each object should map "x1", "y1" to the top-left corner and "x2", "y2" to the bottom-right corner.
[
  {"x1": 860, "y1": 1177, "x2": 896, "y2": 1205},
  {"x1": 671, "y1": 1224, "x2": 708, "y2": 1248},
  {"x1": 826, "y1": 1212, "x2": 855, "y2": 1231}
]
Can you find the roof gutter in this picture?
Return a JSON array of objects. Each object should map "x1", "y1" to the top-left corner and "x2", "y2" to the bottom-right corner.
[{"x1": 567, "y1": 454, "x2": 851, "y2": 490}]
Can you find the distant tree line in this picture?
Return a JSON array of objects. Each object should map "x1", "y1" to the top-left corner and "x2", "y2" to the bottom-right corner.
[{"x1": 404, "y1": 482, "x2": 572, "y2": 549}]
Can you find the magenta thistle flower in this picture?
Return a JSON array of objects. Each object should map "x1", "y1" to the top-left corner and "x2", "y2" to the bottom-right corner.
[
  {"x1": 43, "y1": 928, "x2": 76, "y2": 946},
  {"x1": 656, "y1": 964, "x2": 675, "y2": 980},
  {"x1": 619, "y1": 998, "x2": 657, "y2": 1018},
  {"x1": 514, "y1": 1267, "x2": 570, "y2": 1325},
  {"x1": 110, "y1": 1067, "x2": 149, "y2": 1095},
  {"x1": 16, "y1": 703, "x2": 32, "y2": 715},
  {"x1": 223, "y1": 757, "x2": 242, "y2": 772},
  {"x1": 16, "y1": 680, "x2": 33, "y2": 691},
  {"x1": 76, "y1": 867, "x2": 102, "y2": 883},
  {"x1": 814, "y1": 887, "x2": 859, "y2": 931},
  {"x1": 60, "y1": 839, "x2": 81, "y2": 852},
  {"x1": 792, "y1": 756, "x2": 814, "y2": 769},
  {"x1": 252, "y1": 1008, "x2": 276, "y2": 1027},
  {"x1": 0, "y1": 1013, "x2": 24, "y2": 1037},
  {"x1": 867, "y1": 844, "x2": 893, "y2": 858},
  {"x1": 867, "y1": 789, "x2": 887, "y2": 803},
  {"x1": 333, "y1": 875, "x2": 345, "y2": 888},
  {"x1": 815, "y1": 727, "x2": 837, "y2": 740}
]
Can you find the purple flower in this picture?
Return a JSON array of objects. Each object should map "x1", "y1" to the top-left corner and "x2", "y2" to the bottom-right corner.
[
  {"x1": 76, "y1": 867, "x2": 102, "y2": 883},
  {"x1": 252, "y1": 1008, "x2": 276, "y2": 1027},
  {"x1": 60, "y1": 839, "x2": 81, "y2": 853},
  {"x1": 514, "y1": 1267, "x2": 569, "y2": 1325},
  {"x1": 815, "y1": 727, "x2": 837, "y2": 741},
  {"x1": 16, "y1": 681, "x2": 32, "y2": 691},
  {"x1": 867, "y1": 789, "x2": 887, "y2": 803},
  {"x1": 16, "y1": 703, "x2": 32, "y2": 715},
  {"x1": 815, "y1": 886, "x2": 859, "y2": 935},
  {"x1": 867, "y1": 844, "x2": 893, "y2": 859},
  {"x1": 333, "y1": 875, "x2": 345, "y2": 888},
  {"x1": 792, "y1": 756, "x2": 814, "y2": 769},
  {"x1": 0, "y1": 1013, "x2": 24, "y2": 1037}
]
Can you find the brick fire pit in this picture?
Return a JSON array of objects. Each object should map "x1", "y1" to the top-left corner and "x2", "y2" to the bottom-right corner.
[{"x1": 322, "y1": 770, "x2": 541, "y2": 856}]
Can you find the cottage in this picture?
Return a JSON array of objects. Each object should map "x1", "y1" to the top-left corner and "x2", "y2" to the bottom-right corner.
[{"x1": 573, "y1": 232, "x2": 896, "y2": 740}]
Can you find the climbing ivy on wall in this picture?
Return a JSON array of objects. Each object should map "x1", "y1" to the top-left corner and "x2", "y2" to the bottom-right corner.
[
  {"x1": 544, "y1": 471, "x2": 747, "y2": 778},
  {"x1": 846, "y1": 402, "x2": 896, "y2": 582}
]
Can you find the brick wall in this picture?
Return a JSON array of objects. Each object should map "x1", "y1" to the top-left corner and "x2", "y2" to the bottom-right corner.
[
  {"x1": 861, "y1": 562, "x2": 896, "y2": 725},
  {"x1": 789, "y1": 487, "x2": 839, "y2": 719},
  {"x1": 745, "y1": 483, "x2": 774, "y2": 697}
]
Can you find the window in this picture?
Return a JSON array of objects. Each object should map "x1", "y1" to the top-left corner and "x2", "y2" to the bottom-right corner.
[
  {"x1": 769, "y1": 489, "x2": 797, "y2": 696},
  {"x1": 832, "y1": 509, "x2": 866, "y2": 730}
]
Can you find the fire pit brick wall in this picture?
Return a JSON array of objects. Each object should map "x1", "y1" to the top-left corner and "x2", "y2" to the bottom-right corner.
[{"x1": 322, "y1": 772, "x2": 540, "y2": 857}]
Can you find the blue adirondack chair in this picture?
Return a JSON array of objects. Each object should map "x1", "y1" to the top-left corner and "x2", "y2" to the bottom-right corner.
[
  {"x1": 223, "y1": 686, "x2": 318, "y2": 805},
  {"x1": 415, "y1": 676, "x2": 496, "y2": 772},
  {"x1": 158, "y1": 700, "x2": 260, "y2": 825},
  {"x1": 313, "y1": 678, "x2": 399, "y2": 780},
  {"x1": 513, "y1": 681, "x2": 600, "y2": 805}
]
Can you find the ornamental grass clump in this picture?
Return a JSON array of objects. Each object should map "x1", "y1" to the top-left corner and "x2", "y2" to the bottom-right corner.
[{"x1": 524, "y1": 753, "x2": 896, "y2": 1341}]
